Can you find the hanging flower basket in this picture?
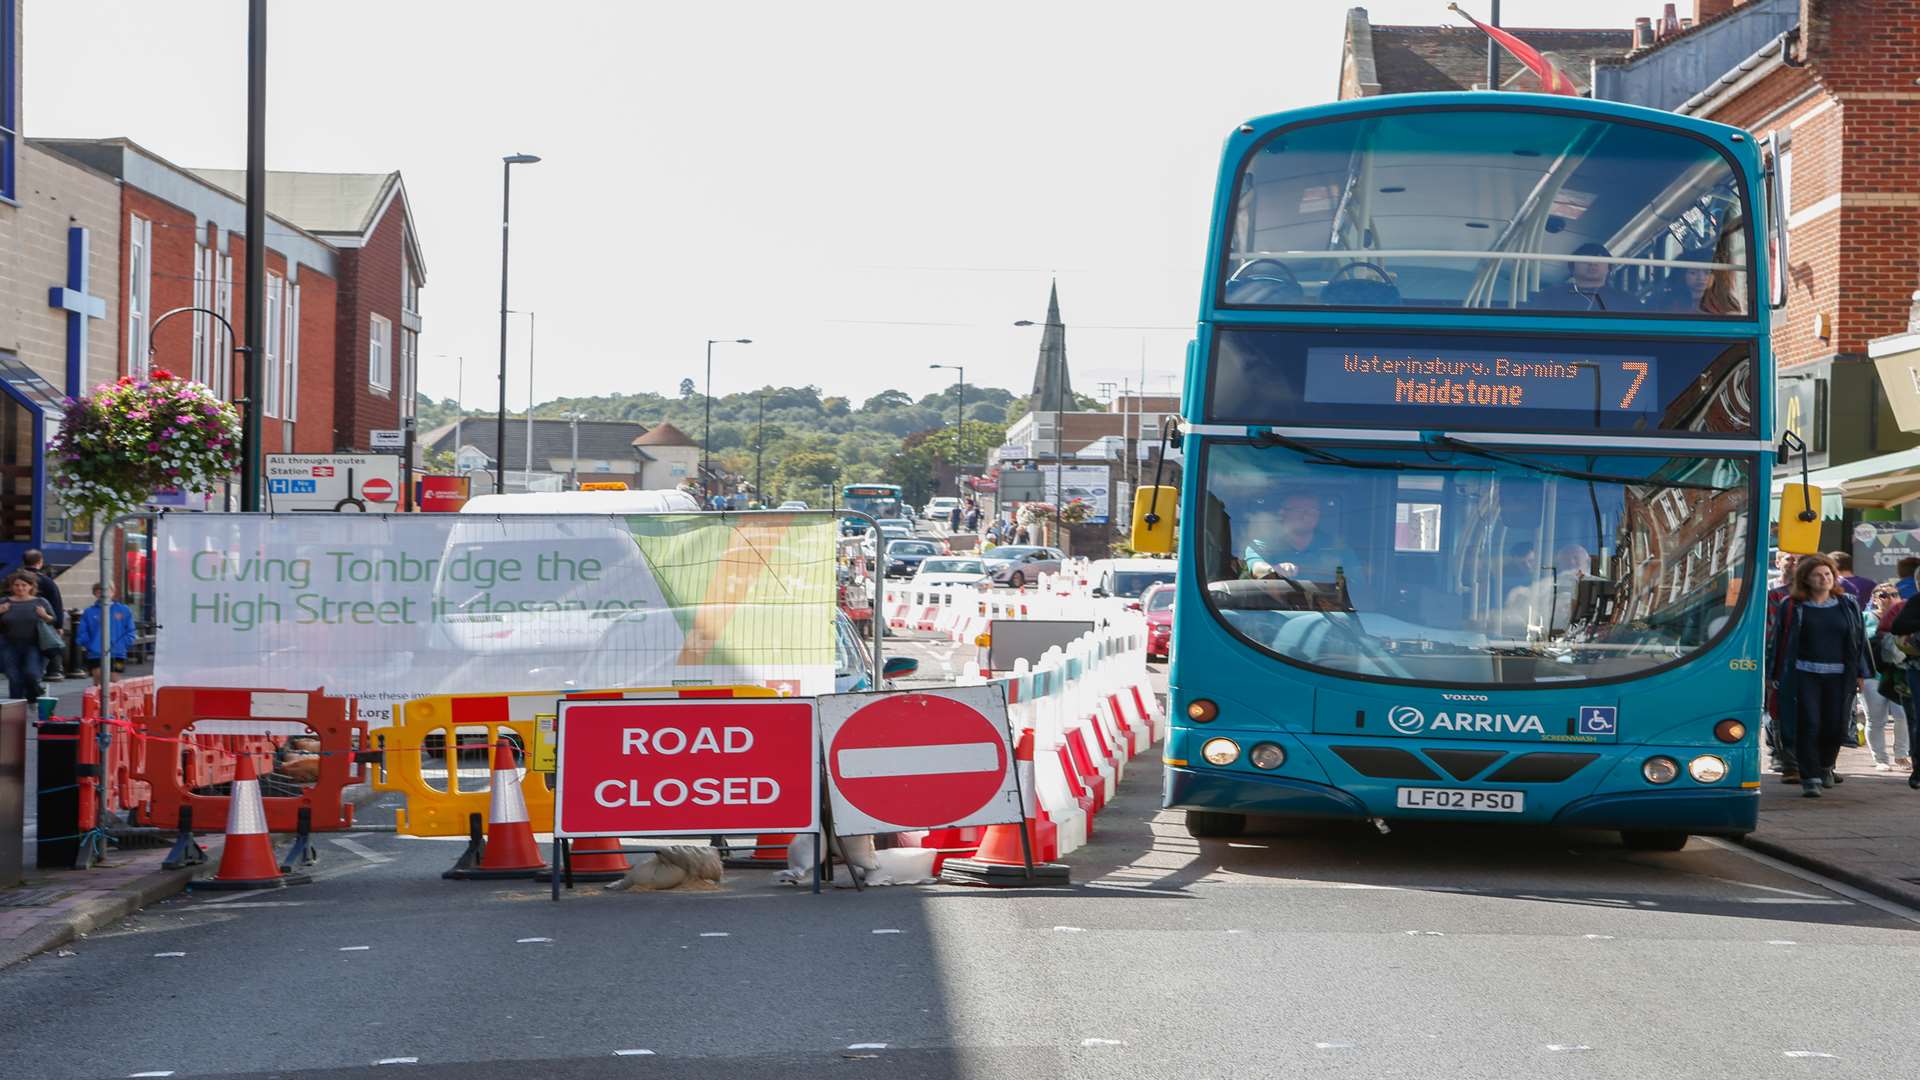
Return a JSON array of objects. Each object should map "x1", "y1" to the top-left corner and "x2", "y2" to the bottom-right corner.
[
  {"x1": 1059, "y1": 498, "x2": 1093, "y2": 525},
  {"x1": 1017, "y1": 502, "x2": 1057, "y2": 527},
  {"x1": 49, "y1": 369, "x2": 242, "y2": 519}
]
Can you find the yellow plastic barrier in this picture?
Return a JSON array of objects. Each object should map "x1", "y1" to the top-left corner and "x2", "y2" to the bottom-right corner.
[{"x1": 374, "y1": 685, "x2": 776, "y2": 835}]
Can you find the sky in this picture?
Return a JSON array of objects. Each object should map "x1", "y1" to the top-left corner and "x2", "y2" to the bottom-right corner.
[{"x1": 25, "y1": 0, "x2": 1660, "y2": 410}]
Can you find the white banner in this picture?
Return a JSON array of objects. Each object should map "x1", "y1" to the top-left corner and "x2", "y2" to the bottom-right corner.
[{"x1": 155, "y1": 513, "x2": 840, "y2": 724}]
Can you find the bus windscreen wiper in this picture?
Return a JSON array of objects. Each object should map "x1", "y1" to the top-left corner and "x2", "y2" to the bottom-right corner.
[
  {"x1": 1435, "y1": 436, "x2": 1734, "y2": 492},
  {"x1": 1251, "y1": 431, "x2": 1488, "y2": 474}
]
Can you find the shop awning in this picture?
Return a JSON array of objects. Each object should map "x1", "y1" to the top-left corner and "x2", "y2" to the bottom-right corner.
[{"x1": 1772, "y1": 445, "x2": 1920, "y2": 518}]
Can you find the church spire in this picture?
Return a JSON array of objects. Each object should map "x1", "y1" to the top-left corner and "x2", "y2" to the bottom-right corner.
[{"x1": 1029, "y1": 279, "x2": 1074, "y2": 414}]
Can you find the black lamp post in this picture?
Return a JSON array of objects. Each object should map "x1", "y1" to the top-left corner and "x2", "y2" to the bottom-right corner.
[
  {"x1": 496, "y1": 152, "x2": 541, "y2": 493},
  {"x1": 703, "y1": 337, "x2": 752, "y2": 503}
]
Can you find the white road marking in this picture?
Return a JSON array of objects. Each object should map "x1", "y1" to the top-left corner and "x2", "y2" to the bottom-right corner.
[
  {"x1": 128, "y1": 1072, "x2": 175, "y2": 1077},
  {"x1": 185, "y1": 900, "x2": 310, "y2": 909},
  {"x1": 613, "y1": 1049, "x2": 655, "y2": 1056},
  {"x1": 1582, "y1": 934, "x2": 1615, "y2": 940},
  {"x1": 516, "y1": 937, "x2": 553, "y2": 943},
  {"x1": 339, "y1": 946, "x2": 371, "y2": 951},
  {"x1": 374, "y1": 1058, "x2": 419, "y2": 1065},
  {"x1": 1404, "y1": 930, "x2": 1445, "y2": 936},
  {"x1": 152, "y1": 952, "x2": 186, "y2": 958},
  {"x1": 1314, "y1": 1042, "x2": 1353, "y2": 1049},
  {"x1": 848, "y1": 1043, "x2": 888, "y2": 1050},
  {"x1": 1545, "y1": 1044, "x2": 1593, "y2": 1052},
  {"x1": 1081, "y1": 1039, "x2": 1126, "y2": 1047},
  {"x1": 700, "y1": 932, "x2": 730, "y2": 937},
  {"x1": 1701, "y1": 837, "x2": 1920, "y2": 925},
  {"x1": 872, "y1": 929, "x2": 903, "y2": 934},
  {"x1": 1784, "y1": 1051, "x2": 1838, "y2": 1059},
  {"x1": 331, "y1": 837, "x2": 394, "y2": 864},
  {"x1": 1053, "y1": 926, "x2": 1086, "y2": 933}
]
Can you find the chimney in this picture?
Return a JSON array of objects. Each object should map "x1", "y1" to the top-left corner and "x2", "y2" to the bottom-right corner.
[
  {"x1": 1660, "y1": 3, "x2": 1681, "y2": 37},
  {"x1": 1681, "y1": 17, "x2": 1694, "y2": 29},
  {"x1": 1634, "y1": 16, "x2": 1654, "y2": 47}
]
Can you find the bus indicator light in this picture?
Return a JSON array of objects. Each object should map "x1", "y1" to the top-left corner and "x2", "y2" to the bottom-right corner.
[
  {"x1": 1713, "y1": 719, "x2": 1746, "y2": 743},
  {"x1": 1186, "y1": 699, "x2": 1219, "y2": 723}
]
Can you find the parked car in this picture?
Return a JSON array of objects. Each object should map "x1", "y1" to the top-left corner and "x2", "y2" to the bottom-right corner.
[
  {"x1": 1141, "y1": 582, "x2": 1174, "y2": 660},
  {"x1": 875, "y1": 517, "x2": 916, "y2": 537},
  {"x1": 924, "y1": 496, "x2": 960, "y2": 521},
  {"x1": 981, "y1": 545, "x2": 1066, "y2": 588},
  {"x1": 777, "y1": 500, "x2": 810, "y2": 510},
  {"x1": 835, "y1": 609, "x2": 919, "y2": 692},
  {"x1": 910, "y1": 557, "x2": 993, "y2": 591},
  {"x1": 1089, "y1": 557, "x2": 1177, "y2": 606},
  {"x1": 885, "y1": 539, "x2": 943, "y2": 578}
]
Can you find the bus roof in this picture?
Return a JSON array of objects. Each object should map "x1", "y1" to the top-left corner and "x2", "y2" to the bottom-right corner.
[{"x1": 460, "y1": 489, "x2": 701, "y2": 515}]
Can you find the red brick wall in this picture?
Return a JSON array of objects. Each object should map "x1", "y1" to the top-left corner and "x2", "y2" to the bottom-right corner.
[
  {"x1": 331, "y1": 195, "x2": 407, "y2": 450},
  {"x1": 121, "y1": 187, "x2": 196, "y2": 378},
  {"x1": 293, "y1": 269, "x2": 338, "y2": 454}
]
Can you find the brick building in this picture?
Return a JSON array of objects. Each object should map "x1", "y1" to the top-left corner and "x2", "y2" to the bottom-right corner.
[
  {"x1": 1595, "y1": 0, "x2": 1920, "y2": 543},
  {"x1": 1338, "y1": 8, "x2": 1633, "y2": 98},
  {"x1": 0, "y1": 0, "x2": 122, "y2": 573}
]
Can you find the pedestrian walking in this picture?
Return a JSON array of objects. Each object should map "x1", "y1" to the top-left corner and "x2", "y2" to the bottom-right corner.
[
  {"x1": 1764, "y1": 553, "x2": 1801, "y2": 778},
  {"x1": 949, "y1": 503, "x2": 962, "y2": 533},
  {"x1": 1830, "y1": 550, "x2": 1876, "y2": 608},
  {"x1": 19, "y1": 549, "x2": 64, "y2": 680},
  {"x1": 1884, "y1": 562, "x2": 1920, "y2": 789},
  {"x1": 75, "y1": 583, "x2": 136, "y2": 679},
  {"x1": 1898, "y1": 556, "x2": 1920, "y2": 601},
  {"x1": 0, "y1": 571, "x2": 57, "y2": 701},
  {"x1": 1769, "y1": 554, "x2": 1874, "y2": 797},
  {"x1": 1864, "y1": 584, "x2": 1912, "y2": 771}
]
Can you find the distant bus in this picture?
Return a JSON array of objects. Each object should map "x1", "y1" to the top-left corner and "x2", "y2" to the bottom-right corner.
[
  {"x1": 1151, "y1": 91, "x2": 1781, "y2": 852},
  {"x1": 841, "y1": 483, "x2": 904, "y2": 531}
]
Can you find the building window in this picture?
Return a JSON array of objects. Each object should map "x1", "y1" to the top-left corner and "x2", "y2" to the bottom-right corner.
[
  {"x1": 284, "y1": 283, "x2": 299, "y2": 421},
  {"x1": 215, "y1": 251, "x2": 234, "y2": 398},
  {"x1": 369, "y1": 313, "x2": 392, "y2": 393},
  {"x1": 126, "y1": 215, "x2": 153, "y2": 379},
  {"x1": 400, "y1": 330, "x2": 417, "y2": 419},
  {"x1": 262, "y1": 275, "x2": 282, "y2": 418},
  {"x1": 191, "y1": 245, "x2": 210, "y2": 385},
  {"x1": 402, "y1": 247, "x2": 419, "y2": 317},
  {"x1": 1, "y1": 1, "x2": 16, "y2": 202}
]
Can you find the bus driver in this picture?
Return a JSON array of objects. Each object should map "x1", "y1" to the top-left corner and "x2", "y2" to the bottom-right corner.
[{"x1": 1242, "y1": 492, "x2": 1360, "y2": 584}]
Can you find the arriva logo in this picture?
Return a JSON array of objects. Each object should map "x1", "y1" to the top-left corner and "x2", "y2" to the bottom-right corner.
[
  {"x1": 1388, "y1": 705, "x2": 1426, "y2": 734},
  {"x1": 1387, "y1": 706, "x2": 1546, "y2": 736}
]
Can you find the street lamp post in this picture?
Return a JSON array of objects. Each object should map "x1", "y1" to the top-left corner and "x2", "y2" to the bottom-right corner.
[
  {"x1": 929, "y1": 363, "x2": 965, "y2": 497},
  {"x1": 565, "y1": 411, "x2": 585, "y2": 489},
  {"x1": 703, "y1": 337, "x2": 752, "y2": 504},
  {"x1": 506, "y1": 310, "x2": 536, "y2": 490},
  {"x1": 496, "y1": 153, "x2": 541, "y2": 493}
]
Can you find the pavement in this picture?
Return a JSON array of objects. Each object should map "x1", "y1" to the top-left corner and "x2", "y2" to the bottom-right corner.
[{"x1": 1740, "y1": 737, "x2": 1920, "y2": 909}]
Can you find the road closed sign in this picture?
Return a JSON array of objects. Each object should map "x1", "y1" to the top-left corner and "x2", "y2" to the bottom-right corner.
[
  {"x1": 818, "y1": 685, "x2": 1020, "y2": 835},
  {"x1": 553, "y1": 699, "x2": 819, "y2": 838}
]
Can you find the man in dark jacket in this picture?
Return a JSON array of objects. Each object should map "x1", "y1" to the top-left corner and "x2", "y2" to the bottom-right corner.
[
  {"x1": 21, "y1": 550, "x2": 63, "y2": 680},
  {"x1": 1884, "y1": 575, "x2": 1920, "y2": 788}
]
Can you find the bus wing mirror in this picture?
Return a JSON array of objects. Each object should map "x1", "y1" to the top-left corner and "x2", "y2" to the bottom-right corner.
[
  {"x1": 1775, "y1": 440, "x2": 1791, "y2": 466},
  {"x1": 1131, "y1": 486, "x2": 1179, "y2": 555},
  {"x1": 1777, "y1": 483, "x2": 1824, "y2": 554}
]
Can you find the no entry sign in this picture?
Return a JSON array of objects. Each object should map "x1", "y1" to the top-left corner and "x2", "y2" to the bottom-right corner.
[
  {"x1": 553, "y1": 699, "x2": 819, "y2": 838},
  {"x1": 362, "y1": 477, "x2": 394, "y2": 503},
  {"x1": 818, "y1": 685, "x2": 1020, "y2": 835}
]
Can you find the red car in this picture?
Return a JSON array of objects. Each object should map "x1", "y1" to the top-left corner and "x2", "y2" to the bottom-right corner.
[{"x1": 1142, "y1": 582, "x2": 1173, "y2": 660}]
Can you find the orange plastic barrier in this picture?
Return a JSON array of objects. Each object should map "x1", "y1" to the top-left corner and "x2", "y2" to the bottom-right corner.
[{"x1": 140, "y1": 687, "x2": 366, "y2": 835}]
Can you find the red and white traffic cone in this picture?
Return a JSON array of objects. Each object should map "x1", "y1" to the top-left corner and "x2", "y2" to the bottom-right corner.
[
  {"x1": 444, "y1": 738, "x2": 547, "y2": 880},
  {"x1": 536, "y1": 836, "x2": 631, "y2": 883},
  {"x1": 197, "y1": 752, "x2": 310, "y2": 890},
  {"x1": 940, "y1": 729, "x2": 1069, "y2": 886}
]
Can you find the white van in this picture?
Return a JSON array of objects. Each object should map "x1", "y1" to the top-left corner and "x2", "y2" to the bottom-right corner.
[{"x1": 460, "y1": 488, "x2": 700, "y2": 516}]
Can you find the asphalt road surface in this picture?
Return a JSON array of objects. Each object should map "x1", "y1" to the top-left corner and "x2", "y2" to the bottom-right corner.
[{"x1": 5, "y1": 637, "x2": 1918, "y2": 1079}]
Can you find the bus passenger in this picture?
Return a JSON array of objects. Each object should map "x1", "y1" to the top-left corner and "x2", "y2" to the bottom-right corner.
[
  {"x1": 1241, "y1": 492, "x2": 1360, "y2": 584},
  {"x1": 1530, "y1": 243, "x2": 1636, "y2": 312},
  {"x1": 1769, "y1": 554, "x2": 1873, "y2": 798}
]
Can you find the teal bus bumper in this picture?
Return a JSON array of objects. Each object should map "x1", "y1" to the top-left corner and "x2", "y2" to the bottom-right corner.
[{"x1": 1164, "y1": 766, "x2": 1757, "y2": 835}]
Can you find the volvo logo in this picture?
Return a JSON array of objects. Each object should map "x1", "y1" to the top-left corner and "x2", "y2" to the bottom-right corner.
[{"x1": 1388, "y1": 705, "x2": 1426, "y2": 734}]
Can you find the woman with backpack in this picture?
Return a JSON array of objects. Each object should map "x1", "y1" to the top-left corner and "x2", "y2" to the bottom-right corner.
[
  {"x1": 1769, "y1": 554, "x2": 1874, "y2": 798},
  {"x1": 1864, "y1": 584, "x2": 1912, "y2": 772}
]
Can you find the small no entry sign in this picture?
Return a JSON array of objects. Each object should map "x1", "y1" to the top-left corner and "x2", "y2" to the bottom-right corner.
[
  {"x1": 554, "y1": 699, "x2": 819, "y2": 838},
  {"x1": 819, "y1": 685, "x2": 1020, "y2": 835}
]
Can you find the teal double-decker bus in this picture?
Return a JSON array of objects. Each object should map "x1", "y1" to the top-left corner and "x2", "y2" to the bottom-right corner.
[{"x1": 1154, "y1": 93, "x2": 1789, "y2": 851}]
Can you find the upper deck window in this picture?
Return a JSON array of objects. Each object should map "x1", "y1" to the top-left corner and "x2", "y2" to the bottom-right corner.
[{"x1": 1221, "y1": 108, "x2": 1752, "y2": 318}]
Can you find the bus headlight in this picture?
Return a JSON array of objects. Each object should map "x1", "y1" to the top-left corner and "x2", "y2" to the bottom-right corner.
[
  {"x1": 1642, "y1": 756, "x2": 1680, "y2": 784},
  {"x1": 1201, "y1": 738, "x2": 1240, "y2": 766},
  {"x1": 1248, "y1": 742, "x2": 1286, "y2": 770},
  {"x1": 1186, "y1": 699, "x2": 1219, "y2": 723},
  {"x1": 1688, "y1": 755, "x2": 1728, "y2": 783}
]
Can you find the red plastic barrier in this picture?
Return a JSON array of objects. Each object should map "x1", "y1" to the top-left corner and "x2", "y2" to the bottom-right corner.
[{"x1": 139, "y1": 687, "x2": 366, "y2": 835}]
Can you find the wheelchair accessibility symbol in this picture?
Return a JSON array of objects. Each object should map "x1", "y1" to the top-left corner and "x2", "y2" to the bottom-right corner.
[{"x1": 1577, "y1": 706, "x2": 1618, "y2": 736}]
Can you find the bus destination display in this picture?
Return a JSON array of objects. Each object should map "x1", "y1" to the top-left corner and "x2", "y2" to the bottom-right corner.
[{"x1": 1303, "y1": 347, "x2": 1659, "y2": 415}]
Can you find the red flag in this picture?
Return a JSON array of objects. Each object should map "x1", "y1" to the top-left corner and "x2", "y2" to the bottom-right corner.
[{"x1": 1449, "y1": 4, "x2": 1582, "y2": 96}]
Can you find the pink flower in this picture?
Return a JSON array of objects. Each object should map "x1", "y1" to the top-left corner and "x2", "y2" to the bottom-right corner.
[{"x1": 146, "y1": 442, "x2": 160, "y2": 452}]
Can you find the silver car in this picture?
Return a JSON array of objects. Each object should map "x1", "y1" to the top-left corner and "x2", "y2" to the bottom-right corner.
[{"x1": 982, "y1": 545, "x2": 1066, "y2": 588}]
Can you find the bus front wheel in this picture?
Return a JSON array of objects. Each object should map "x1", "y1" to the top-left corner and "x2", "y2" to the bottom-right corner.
[
  {"x1": 1185, "y1": 810, "x2": 1246, "y2": 838},
  {"x1": 1620, "y1": 830, "x2": 1689, "y2": 852}
]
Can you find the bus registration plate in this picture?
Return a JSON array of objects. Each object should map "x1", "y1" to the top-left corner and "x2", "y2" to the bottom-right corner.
[{"x1": 1396, "y1": 787, "x2": 1524, "y2": 814}]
